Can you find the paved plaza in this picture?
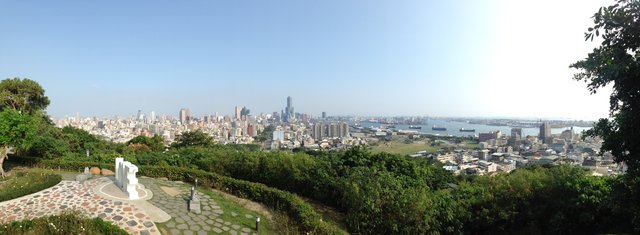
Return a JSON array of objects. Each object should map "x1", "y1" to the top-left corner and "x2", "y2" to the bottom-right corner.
[{"x1": 0, "y1": 175, "x2": 262, "y2": 235}]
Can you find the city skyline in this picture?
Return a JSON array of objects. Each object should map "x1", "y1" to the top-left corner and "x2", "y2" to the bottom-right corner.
[{"x1": 0, "y1": 0, "x2": 613, "y2": 120}]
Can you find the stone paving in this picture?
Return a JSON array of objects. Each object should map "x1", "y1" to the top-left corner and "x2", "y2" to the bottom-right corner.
[
  {"x1": 140, "y1": 178, "x2": 259, "y2": 235},
  {"x1": 0, "y1": 177, "x2": 159, "y2": 235}
]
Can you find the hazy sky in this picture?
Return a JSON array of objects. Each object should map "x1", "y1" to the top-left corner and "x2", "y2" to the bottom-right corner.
[{"x1": 0, "y1": 0, "x2": 613, "y2": 120}]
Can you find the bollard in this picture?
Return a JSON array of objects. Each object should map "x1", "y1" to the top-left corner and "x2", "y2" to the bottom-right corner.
[
  {"x1": 256, "y1": 216, "x2": 260, "y2": 232},
  {"x1": 195, "y1": 178, "x2": 198, "y2": 188},
  {"x1": 190, "y1": 186, "x2": 195, "y2": 199}
]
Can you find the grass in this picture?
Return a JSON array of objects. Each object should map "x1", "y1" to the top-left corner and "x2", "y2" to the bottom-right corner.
[
  {"x1": 198, "y1": 188, "x2": 279, "y2": 234},
  {"x1": 0, "y1": 168, "x2": 62, "y2": 202},
  {"x1": 370, "y1": 140, "x2": 440, "y2": 156},
  {"x1": 0, "y1": 212, "x2": 129, "y2": 235},
  {"x1": 154, "y1": 183, "x2": 279, "y2": 235},
  {"x1": 301, "y1": 197, "x2": 347, "y2": 232}
]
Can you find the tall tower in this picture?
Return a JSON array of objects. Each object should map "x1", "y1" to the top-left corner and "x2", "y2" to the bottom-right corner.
[
  {"x1": 235, "y1": 106, "x2": 242, "y2": 120},
  {"x1": 284, "y1": 96, "x2": 295, "y2": 123},
  {"x1": 539, "y1": 122, "x2": 551, "y2": 144},
  {"x1": 150, "y1": 111, "x2": 156, "y2": 123},
  {"x1": 511, "y1": 128, "x2": 522, "y2": 141},
  {"x1": 179, "y1": 108, "x2": 190, "y2": 124}
]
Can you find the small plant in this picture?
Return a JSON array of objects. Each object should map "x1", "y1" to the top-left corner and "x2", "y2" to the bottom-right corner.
[
  {"x1": 0, "y1": 171, "x2": 61, "y2": 202},
  {"x1": 0, "y1": 212, "x2": 129, "y2": 235}
]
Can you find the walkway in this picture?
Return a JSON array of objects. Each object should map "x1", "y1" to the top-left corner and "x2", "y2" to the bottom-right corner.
[
  {"x1": 0, "y1": 176, "x2": 264, "y2": 235},
  {"x1": 0, "y1": 178, "x2": 160, "y2": 235},
  {"x1": 141, "y1": 178, "x2": 259, "y2": 235}
]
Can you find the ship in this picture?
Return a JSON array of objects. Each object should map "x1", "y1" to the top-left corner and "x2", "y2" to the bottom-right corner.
[
  {"x1": 459, "y1": 128, "x2": 475, "y2": 132},
  {"x1": 408, "y1": 125, "x2": 422, "y2": 129},
  {"x1": 432, "y1": 125, "x2": 447, "y2": 131}
]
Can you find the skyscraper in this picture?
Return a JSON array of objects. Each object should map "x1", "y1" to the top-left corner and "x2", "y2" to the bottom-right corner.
[
  {"x1": 150, "y1": 111, "x2": 156, "y2": 123},
  {"x1": 511, "y1": 128, "x2": 522, "y2": 141},
  {"x1": 284, "y1": 96, "x2": 295, "y2": 122},
  {"x1": 539, "y1": 122, "x2": 551, "y2": 144},
  {"x1": 179, "y1": 108, "x2": 191, "y2": 124},
  {"x1": 235, "y1": 106, "x2": 242, "y2": 120}
]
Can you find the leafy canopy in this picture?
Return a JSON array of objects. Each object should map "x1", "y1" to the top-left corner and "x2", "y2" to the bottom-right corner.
[
  {"x1": 0, "y1": 109, "x2": 39, "y2": 149},
  {"x1": 571, "y1": 1, "x2": 640, "y2": 171},
  {"x1": 171, "y1": 130, "x2": 214, "y2": 148},
  {"x1": 0, "y1": 78, "x2": 50, "y2": 114}
]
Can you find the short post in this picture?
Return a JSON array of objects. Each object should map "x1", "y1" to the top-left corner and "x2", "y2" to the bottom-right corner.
[
  {"x1": 256, "y1": 216, "x2": 260, "y2": 232},
  {"x1": 190, "y1": 186, "x2": 195, "y2": 199},
  {"x1": 195, "y1": 178, "x2": 198, "y2": 188}
]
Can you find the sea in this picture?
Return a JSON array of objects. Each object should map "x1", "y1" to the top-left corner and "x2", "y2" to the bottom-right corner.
[{"x1": 352, "y1": 119, "x2": 591, "y2": 137}]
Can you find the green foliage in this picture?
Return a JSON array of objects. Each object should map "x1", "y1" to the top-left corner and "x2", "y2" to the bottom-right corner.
[
  {"x1": 455, "y1": 165, "x2": 630, "y2": 234},
  {"x1": 171, "y1": 130, "x2": 214, "y2": 148},
  {"x1": 33, "y1": 157, "x2": 346, "y2": 234},
  {"x1": 0, "y1": 109, "x2": 39, "y2": 150},
  {"x1": 0, "y1": 213, "x2": 129, "y2": 235},
  {"x1": 570, "y1": 0, "x2": 640, "y2": 228},
  {"x1": 0, "y1": 78, "x2": 50, "y2": 114},
  {"x1": 255, "y1": 125, "x2": 275, "y2": 142},
  {"x1": 0, "y1": 171, "x2": 61, "y2": 202},
  {"x1": 127, "y1": 135, "x2": 165, "y2": 152}
]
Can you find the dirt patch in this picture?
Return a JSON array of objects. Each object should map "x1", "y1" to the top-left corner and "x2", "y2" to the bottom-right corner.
[
  {"x1": 160, "y1": 186, "x2": 182, "y2": 197},
  {"x1": 210, "y1": 188, "x2": 274, "y2": 221}
]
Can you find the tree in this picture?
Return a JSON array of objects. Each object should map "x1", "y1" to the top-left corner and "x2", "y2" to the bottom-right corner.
[
  {"x1": 570, "y1": 0, "x2": 640, "y2": 228},
  {"x1": 127, "y1": 135, "x2": 165, "y2": 152},
  {"x1": 0, "y1": 110, "x2": 38, "y2": 177},
  {"x1": 171, "y1": 130, "x2": 214, "y2": 148},
  {"x1": 0, "y1": 78, "x2": 50, "y2": 114}
]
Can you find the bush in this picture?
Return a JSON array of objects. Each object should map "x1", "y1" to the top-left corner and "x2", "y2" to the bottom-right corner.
[
  {"x1": 0, "y1": 213, "x2": 128, "y2": 234},
  {"x1": 33, "y1": 160, "x2": 347, "y2": 234},
  {"x1": 0, "y1": 171, "x2": 62, "y2": 202}
]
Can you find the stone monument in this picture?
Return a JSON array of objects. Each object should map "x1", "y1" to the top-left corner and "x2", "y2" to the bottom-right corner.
[
  {"x1": 188, "y1": 179, "x2": 201, "y2": 213},
  {"x1": 115, "y1": 157, "x2": 140, "y2": 199}
]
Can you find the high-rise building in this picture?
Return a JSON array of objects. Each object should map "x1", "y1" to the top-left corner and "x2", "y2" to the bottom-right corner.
[
  {"x1": 150, "y1": 111, "x2": 156, "y2": 123},
  {"x1": 284, "y1": 96, "x2": 295, "y2": 123},
  {"x1": 510, "y1": 128, "x2": 522, "y2": 141},
  {"x1": 313, "y1": 122, "x2": 349, "y2": 140},
  {"x1": 313, "y1": 123, "x2": 324, "y2": 140},
  {"x1": 539, "y1": 121, "x2": 551, "y2": 144},
  {"x1": 235, "y1": 106, "x2": 242, "y2": 120},
  {"x1": 179, "y1": 108, "x2": 191, "y2": 124},
  {"x1": 322, "y1": 112, "x2": 327, "y2": 119}
]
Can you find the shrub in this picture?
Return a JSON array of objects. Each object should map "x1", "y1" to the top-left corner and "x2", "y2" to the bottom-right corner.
[
  {"x1": 34, "y1": 159, "x2": 346, "y2": 234},
  {"x1": 0, "y1": 213, "x2": 128, "y2": 234},
  {"x1": 0, "y1": 171, "x2": 62, "y2": 202}
]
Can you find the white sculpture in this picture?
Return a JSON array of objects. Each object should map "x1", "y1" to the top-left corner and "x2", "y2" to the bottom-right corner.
[{"x1": 115, "y1": 157, "x2": 139, "y2": 199}]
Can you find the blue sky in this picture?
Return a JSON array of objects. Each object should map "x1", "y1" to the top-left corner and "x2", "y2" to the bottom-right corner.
[{"x1": 0, "y1": 0, "x2": 612, "y2": 119}]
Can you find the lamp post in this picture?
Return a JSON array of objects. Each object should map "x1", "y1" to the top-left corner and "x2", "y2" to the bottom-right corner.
[{"x1": 256, "y1": 216, "x2": 260, "y2": 232}]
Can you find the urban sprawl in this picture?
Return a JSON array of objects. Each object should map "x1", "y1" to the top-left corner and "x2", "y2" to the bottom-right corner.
[{"x1": 54, "y1": 97, "x2": 622, "y2": 177}]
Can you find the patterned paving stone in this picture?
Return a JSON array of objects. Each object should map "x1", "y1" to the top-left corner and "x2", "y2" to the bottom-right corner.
[
  {"x1": 0, "y1": 178, "x2": 159, "y2": 235},
  {"x1": 213, "y1": 227, "x2": 223, "y2": 233},
  {"x1": 177, "y1": 223, "x2": 189, "y2": 229}
]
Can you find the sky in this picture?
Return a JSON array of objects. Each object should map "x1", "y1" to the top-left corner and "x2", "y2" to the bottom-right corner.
[{"x1": 0, "y1": 0, "x2": 613, "y2": 120}]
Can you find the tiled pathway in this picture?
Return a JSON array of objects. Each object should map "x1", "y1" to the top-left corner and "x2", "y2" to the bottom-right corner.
[
  {"x1": 141, "y1": 178, "x2": 259, "y2": 235},
  {"x1": 0, "y1": 178, "x2": 159, "y2": 235},
  {"x1": 0, "y1": 176, "x2": 265, "y2": 235}
]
